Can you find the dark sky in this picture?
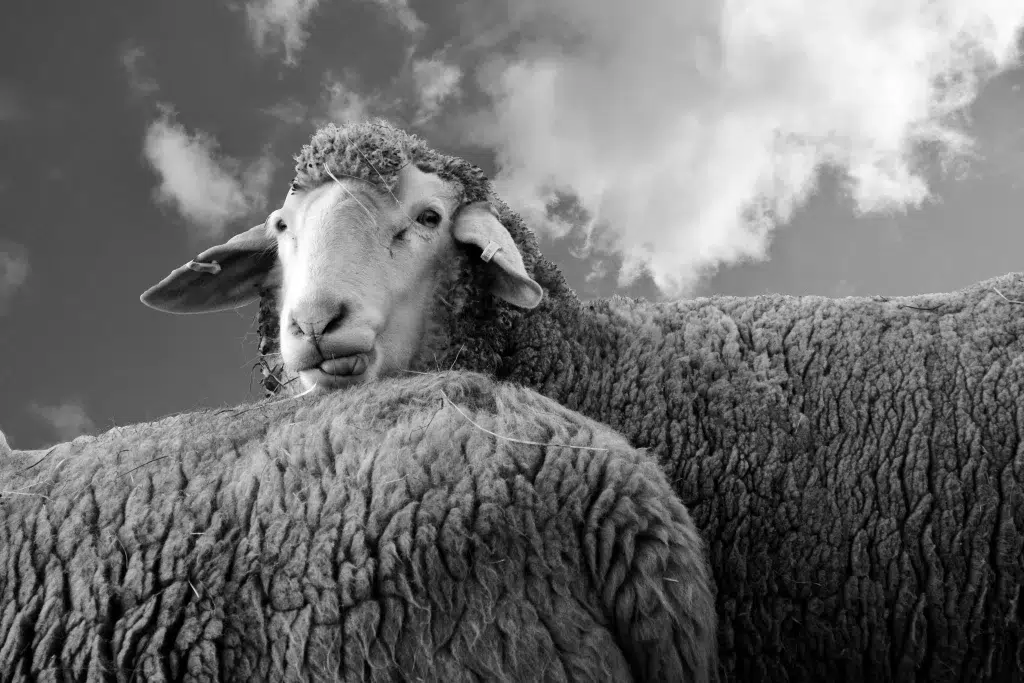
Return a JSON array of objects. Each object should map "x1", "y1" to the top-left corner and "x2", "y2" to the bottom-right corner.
[{"x1": 1, "y1": 0, "x2": 1022, "y2": 448}]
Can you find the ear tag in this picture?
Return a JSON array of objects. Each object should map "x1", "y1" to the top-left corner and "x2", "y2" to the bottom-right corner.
[
  {"x1": 480, "y1": 241, "x2": 501, "y2": 263},
  {"x1": 186, "y1": 260, "x2": 222, "y2": 275}
]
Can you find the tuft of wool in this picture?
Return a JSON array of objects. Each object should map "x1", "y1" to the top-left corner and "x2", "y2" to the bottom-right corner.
[{"x1": 0, "y1": 372, "x2": 717, "y2": 682}]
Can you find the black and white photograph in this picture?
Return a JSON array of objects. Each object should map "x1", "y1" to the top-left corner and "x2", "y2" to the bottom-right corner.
[{"x1": 1, "y1": 1, "x2": 1023, "y2": 681}]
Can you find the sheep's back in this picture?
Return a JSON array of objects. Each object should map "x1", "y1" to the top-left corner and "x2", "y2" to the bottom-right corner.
[
  {"x1": 0, "y1": 372, "x2": 715, "y2": 682},
  {"x1": 517, "y1": 272, "x2": 1024, "y2": 682}
]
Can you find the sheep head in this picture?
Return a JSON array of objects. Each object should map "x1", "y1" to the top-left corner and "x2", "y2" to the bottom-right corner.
[{"x1": 141, "y1": 120, "x2": 568, "y2": 394}]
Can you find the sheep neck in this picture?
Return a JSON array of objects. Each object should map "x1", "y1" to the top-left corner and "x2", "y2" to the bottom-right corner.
[{"x1": 498, "y1": 295, "x2": 651, "y2": 437}]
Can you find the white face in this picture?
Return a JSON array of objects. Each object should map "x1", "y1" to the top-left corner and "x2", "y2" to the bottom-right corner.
[{"x1": 269, "y1": 165, "x2": 463, "y2": 392}]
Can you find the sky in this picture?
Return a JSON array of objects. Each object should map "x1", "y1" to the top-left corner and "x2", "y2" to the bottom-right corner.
[{"x1": 1, "y1": 0, "x2": 1023, "y2": 448}]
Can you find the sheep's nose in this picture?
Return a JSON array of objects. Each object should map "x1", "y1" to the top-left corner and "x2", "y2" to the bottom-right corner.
[{"x1": 288, "y1": 296, "x2": 349, "y2": 339}]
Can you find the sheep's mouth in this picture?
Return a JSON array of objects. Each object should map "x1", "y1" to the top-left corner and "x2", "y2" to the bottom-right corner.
[
  {"x1": 319, "y1": 354, "x2": 369, "y2": 377},
  {"x1": 299, "y1": 352, "x2": 373, "y2": 390}
]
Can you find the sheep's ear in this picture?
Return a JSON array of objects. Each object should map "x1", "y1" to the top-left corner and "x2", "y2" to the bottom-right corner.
[
  {"x1": 452, "y1": 203, "x2": 543, "y2": 309},
  {"x1": 140, "y1": 223, "x2": 279, "y2": 314}
]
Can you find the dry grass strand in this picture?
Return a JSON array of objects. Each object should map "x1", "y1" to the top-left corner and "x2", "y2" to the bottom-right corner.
[{"x1": 438, "y1": 389, "x2": 608, "y2": 452}]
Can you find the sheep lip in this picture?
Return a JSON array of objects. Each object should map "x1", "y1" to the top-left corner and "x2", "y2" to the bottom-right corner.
[
  {"x1": 299, "y1": 367, "x2": 369, "y2": 391},
  {"x1": 318, "y1": 354, "x2": 369, "y2": 377}
]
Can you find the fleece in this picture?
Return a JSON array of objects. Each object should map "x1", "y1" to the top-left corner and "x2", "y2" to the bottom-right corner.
[
  {"x1": 250, "y1": 123, "x2": 1024, "y2": 683},
  {"x1": 0, "y1": 372, "x2": 716, "y2": 682}
]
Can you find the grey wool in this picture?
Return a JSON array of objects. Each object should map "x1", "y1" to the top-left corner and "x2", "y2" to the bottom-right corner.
[
  {"x1": 0, "y1": 372, "x2": 716, "y2": 682},
  {"x1": 247, "y1": 123, "x2": 1024, "y2": 683}
]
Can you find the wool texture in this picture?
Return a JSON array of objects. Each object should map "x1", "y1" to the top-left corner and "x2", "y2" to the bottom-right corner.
[
  {"x1": 0, "y1": 372, "x2": 716, "y2": 682},
  {"x1": 253, "y1": 121, "x2": 1024, "y2": 682}
]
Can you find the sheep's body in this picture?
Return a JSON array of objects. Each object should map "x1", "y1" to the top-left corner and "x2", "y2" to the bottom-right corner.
[
  {"x1": 0, "y1": 373, "x2": 716, "y2": 682},
  {"x1": 248, "y1": 273, "x2": 1021, "y2": 683},
  {"x1": 505, "y1": 273, "x2": 1024, "y2": 683}
]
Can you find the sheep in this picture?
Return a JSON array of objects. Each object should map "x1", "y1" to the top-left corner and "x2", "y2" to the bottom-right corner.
[
  {"x1": 0, "y1": 372, "x2": 716, "y2": 682},
  {"x1": 140, "y1": 120, "x2": 1024, "y2": 681}
]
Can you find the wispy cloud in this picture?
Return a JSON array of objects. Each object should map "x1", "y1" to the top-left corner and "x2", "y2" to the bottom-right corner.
[
  {"x1": 317, "y1": 63, "x2": 460, "y2": 130},
  {"x1": 320, "y1": 74, "x2": 376, "y2": 125},
  {"x1": 142, "y1": 110, "x2": 276, "y2": 240},
  {"x1": 240, "y1": 0, "x2": 423, "y2": 65},
  {"x1": 263, "y1": 98, "x2": 308, "y2": 125},
  {"x1": 31, "y1": 400, "x2": 96, "y2": 442},
  {"x1": 411, "y1": 57, "x2": 462, "y2": 124},
  {"x1": 120, "y1": 43, "x2": 159, "y2": 98},
  {"x1": 245, "y1": 0, "x2": 322, "y2": 65},
  {"x1": 361, "y1": 0, "x2": 424, "y2": 34},
  {"x1": 461, "y1": 0, "x2": 1024, "y2": 295},
  {"x1": 0, "y1": 240, "x2": 29, "y2": 314}
]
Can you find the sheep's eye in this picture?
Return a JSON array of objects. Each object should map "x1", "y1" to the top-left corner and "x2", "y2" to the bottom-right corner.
[
  {"x1": 415, "y1": 208, "x2": 442, "y2": 229},
  {"x1": 273, "y1": 217, "x2": 287, "y2": 233}
]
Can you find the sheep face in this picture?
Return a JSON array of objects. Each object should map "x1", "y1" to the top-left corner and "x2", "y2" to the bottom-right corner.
[
  {"x1": 272, "y1": 164, "x2": 464, "y2": 391},
  {"x1": 140, "y1": 138, "x2": 545, "y2": 393},
  {"x1": 272, "y1": 163, "x2": 547, "y2": 392}
]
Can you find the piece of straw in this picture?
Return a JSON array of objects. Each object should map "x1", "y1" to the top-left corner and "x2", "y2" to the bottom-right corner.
[{"x1": 438, "y1": 389, "x2": 608, "y2": 452}]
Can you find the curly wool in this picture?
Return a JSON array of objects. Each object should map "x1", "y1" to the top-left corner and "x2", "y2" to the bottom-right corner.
[
  {"x1": 0, "y1": 372, "x2": 716, "y2": 682},
  {"x1": 293, "y1": 120, "x2": 486, "y2": 206}
]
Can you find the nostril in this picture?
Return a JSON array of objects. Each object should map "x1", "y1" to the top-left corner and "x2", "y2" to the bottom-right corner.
[
  {"x1": 287, "y1": 300, "x2": 349, "y2": 339},
  {"x1": 321, "y1": 304, "x2": 348, "y2": 335},
  {"x1": 287, "y1": 315, "x2": 304, "y2": 338}
]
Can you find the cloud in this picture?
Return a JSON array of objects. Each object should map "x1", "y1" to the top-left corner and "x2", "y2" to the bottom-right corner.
[
  {"x1": 31, "y1": 401, "x2": 96, "y2": 442},
  {"x1": 461, "y1": 0, "x2": 1024, "y2": 295},
  {"x1": 245, "y1": 0, "x2": 322, "y2": 65},
  {"x1": 263, "y1": 98, "x2": 308, "y2": 125},
  {"x1": 142, "y1": 112, "x2": 277, "y2": 239},
  {"x1": 317, "y1": 62, "x2": 461, "y2": 130},
  {"x1": 120, "y1": 44, "x2": 159, "y2": 97},
  {"x1": 361, "y1": 0, "x2": 424, "y2": 34},
  {"x1": 318, "y1": 58, "x2": 461, "y2": 129},
  {"x1": 0, "y1": 240, "x2": 29, "y2": 314},
  {"x1": 411, "y1": 57, "x2": 462, "y2": 124},
  {"x1": 321, "y1": 75, "x2": 376, "y2": 125}
]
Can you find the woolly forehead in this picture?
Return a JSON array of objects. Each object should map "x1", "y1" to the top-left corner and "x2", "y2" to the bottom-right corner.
[{"x1": 290, "y1": 121, "x2": 491, "y2": 207}]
